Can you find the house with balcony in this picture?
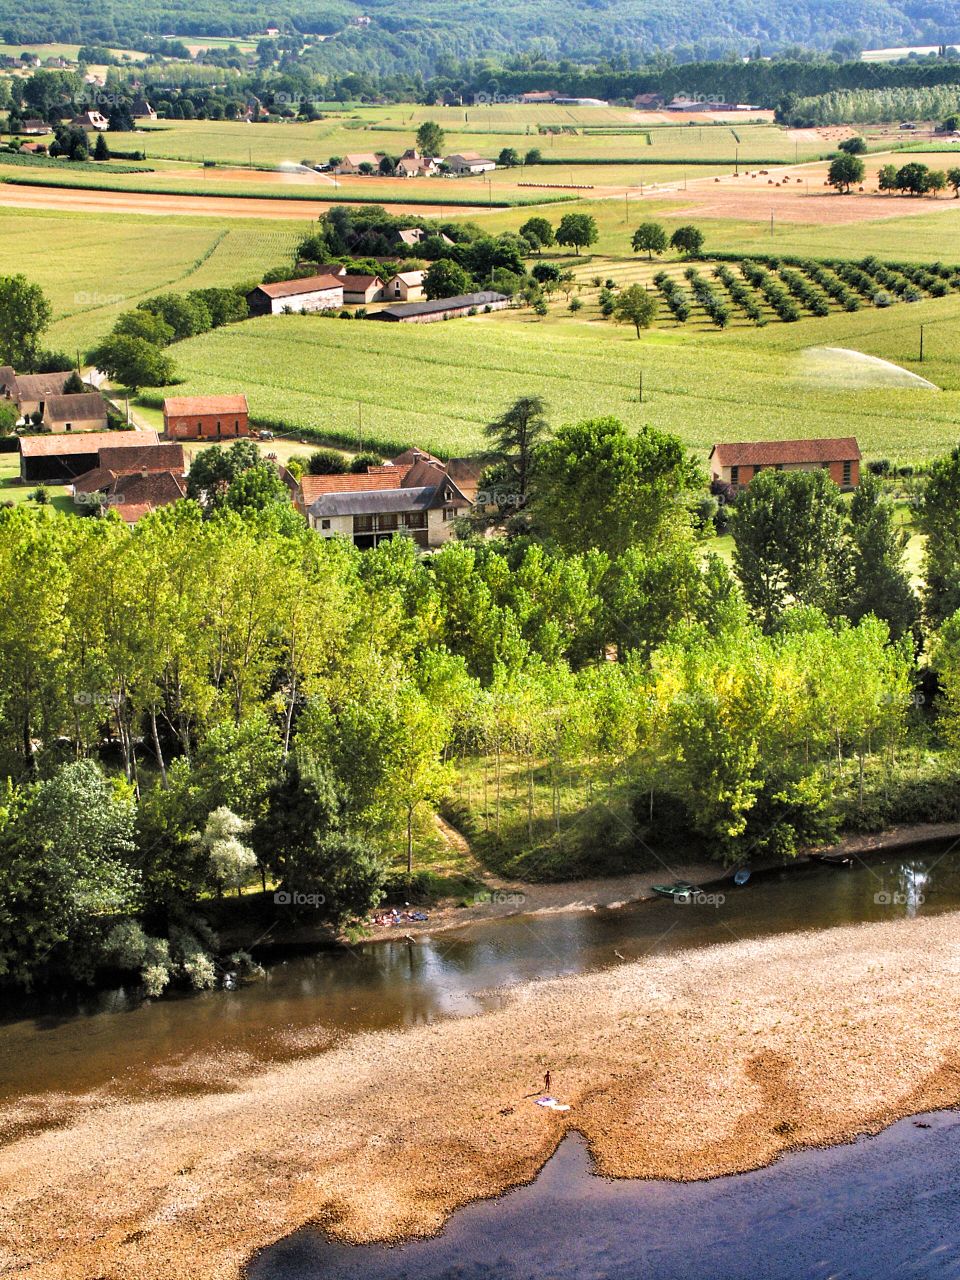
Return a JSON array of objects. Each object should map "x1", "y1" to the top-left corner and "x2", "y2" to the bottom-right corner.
[{"x1": 298, "y1": 450, "x2": 474, "y2": 548}]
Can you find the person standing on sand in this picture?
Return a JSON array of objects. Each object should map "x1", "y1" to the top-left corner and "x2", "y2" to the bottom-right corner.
[{"x1": 544, "y1": 1070, "x2": 551, "y2": 1092}]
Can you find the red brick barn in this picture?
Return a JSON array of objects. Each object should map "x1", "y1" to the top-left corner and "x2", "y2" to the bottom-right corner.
[
  {"x1": 709, "y1": 437, "x2": 861, "y2": 491},
  {"x1": 162, "y1": 395, "x2": 250, "y2": 442}
]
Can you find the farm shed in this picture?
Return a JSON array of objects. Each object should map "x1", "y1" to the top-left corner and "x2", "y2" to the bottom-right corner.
[
  {"x1": 370, "y1": 292, "x2": 509, "y2": 323},
  {"x1": 18, "y1": 430, "x2": 160, "y2": 483},
  {"x1": 247, "y1": 275, "x2": 344, "y2": 317}
]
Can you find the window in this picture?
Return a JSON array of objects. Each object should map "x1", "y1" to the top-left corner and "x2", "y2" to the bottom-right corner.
[
  {"x1": 842, "y1": 460, "x2": 852, "y2": 486},
  {"x1": 775, "y1": 463, "x2": 784, "y2": 471},
  {"x1": 442, "y1": 506, "x2": 457, "y2": 522},
  {"x1": 403, "y1": 511, "x2": 427, "y2": 530},
  {"x1": 354, "y1": 515, "x2": 373, "y2": 533},
  {"x1": 197, "y1": 421, "x2": 203, "y2": 436},
  {"x1": 216, "y1": 419, "x2": 222, "y2": 436},
  {"x1": 753, "y1": 465, "x2": 762, "y2": 477},
  {"x1": 65, "y1": 423, "x2": 72, "y2": 431},
  {"x1": 320, "y1": 519, "x2": 331, "y2": 530},
  {"x1": 730, "y1": 465, "x2": 739, "y2": 485}
]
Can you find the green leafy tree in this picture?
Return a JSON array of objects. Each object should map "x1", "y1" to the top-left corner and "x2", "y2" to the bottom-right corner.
[
  {"x1": 530, "y1": 417, "x2": 702, "y2": 558},
  {"x1": 0, "y1": 274, "x2": 52, "y2": 369},
  {"x1": 225, "y1": 461, "x2": 290, "y2": 514},
  {"x1": 307, "y1": 448, "x2": 347, "y2": 475},
  {"x1": 186, "y1": 439, "x2": 261, "y2": 508},
  {"x1": 928, "y1": 169, "x2": 948, "y2": 196},
  {"x1": 194, "y1": 806, "x2": 256, "y2": 895},
  {"x1": 498, "y1": 147, "x2": 521, "y2": 167},
  {"x1": 138, "y1": 293, "x2": 211, "y2": 340},
  {"x1": 93, "y1": 131, "x2": 110, "y2": 160},
  {"x1": 631, "y1": 221, "x2": 668, "y2": 259},
  {"x1": 669, "y1": 225, "x2": 704, "y2": 256},
  {"x1": 524, "y1": 147, "x2": 543, "y2": 165},
  {"x1": 613, "y1": 283, "x2": 658, "y2": 336},
  {"x1": 87, "y1": 334, "x2": 174, "y2": 390},
  {"x1": 112, "y1": 309, "x2": 174, "y2": 346},
  {"x1": 917, "y1": 444, "x2": 960, "y2": 625},
  {"x1": 0, "y1": 762, "x2": 139, "y2": 985},
  {"x1": 555, "y1": 212, "x2": 598, "y2": 255},
  {"x1": 878, "y1": 163, "x2": 899, "y2": 192},
  {"x1": 947, "y1": 167, "x2": 960, "y2": 198},
  {"x1": 895, "y1": 161, "x2": 930, "y2": 195},
  {"x1": 484, "y1": 395, "x2": 550, "y2": 508},
  {"x1": 845, "y1": 473, "x2": 917, "y2": 640},
  {"x1": 0, "y1": 402, "x2": 17, "y2": 437},
  {"x1": 519, "y1": 216, "x2": 555, "y2": 253},
  {"x1": 838, "y1": 135, "x2": 867, "y2": 154},
  {"x1": 827, "y1": 154, "x2": 865, "y2": 193},
  {"x1": 423, "y1": 258, "x2": 472, "y2": 299},
  {"x1": 415, "y1": 120, "x2": 445, "y2": 156},
  {"x1": 731, "y1": 468, "x2": 850, "y2": 630}
]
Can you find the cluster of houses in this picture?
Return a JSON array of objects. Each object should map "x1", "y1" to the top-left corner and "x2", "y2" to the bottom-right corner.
[
  {"x1": 10, "y1": 389, "x2": 864, "y2": 542},
  {"x1": 246, "y1": 263, "x2": 508, "y2": 323},
  {"x1": 334, "y1": 148, "x2": 496, "y2": 177},
  {"x1": 14, "y1": 99, "x2": 156, "y2": 138},
  {"x1": 1, "y1": 366, "x2": 108, "y2": 432}
]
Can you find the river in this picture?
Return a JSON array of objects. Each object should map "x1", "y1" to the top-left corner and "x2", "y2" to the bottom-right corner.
[{"x1": 0, "y1": 843, "x2": 953, "y2": 1109}]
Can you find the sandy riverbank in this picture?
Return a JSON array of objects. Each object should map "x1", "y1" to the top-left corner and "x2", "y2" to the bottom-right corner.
[
  {"x1": 4, "y1": 910, "x2": 960, "y2": 1279},
  {"x1": 359, "y1": 819, "x2": 960, "y2": 942}
]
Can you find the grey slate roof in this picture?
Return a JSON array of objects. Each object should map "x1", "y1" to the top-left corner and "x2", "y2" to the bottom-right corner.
[{"x1": 371, "y1": 292, "x2": 508, "y2": 321}]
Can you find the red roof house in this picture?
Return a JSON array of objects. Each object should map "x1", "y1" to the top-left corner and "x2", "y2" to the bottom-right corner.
[{"x1": 709, "y1": 437, "x2": 861, "y2": 490}]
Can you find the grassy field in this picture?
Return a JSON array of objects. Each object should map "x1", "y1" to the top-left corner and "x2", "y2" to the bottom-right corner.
[
  {"x1": 0, "y1": 207, "x2": 303, "y2": 350},
  {"x1": 0, "y1": 41, "x2": 149, "y2": 61},
  {"x1": 107, "y1": 116, "x2": 830, "y2": 169},
  {"x1": 145, "y1": 284, "x2": 960, "y2": 463}
]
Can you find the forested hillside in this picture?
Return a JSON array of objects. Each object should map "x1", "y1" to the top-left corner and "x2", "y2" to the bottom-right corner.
[{"x1": 3, "y1": 0, "x2": 960, "y2": 71}]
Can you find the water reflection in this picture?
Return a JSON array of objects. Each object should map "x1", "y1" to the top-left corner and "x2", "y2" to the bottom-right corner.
[{"x1": 2, "y1": 844, "x2": 959, "y2": 1106}]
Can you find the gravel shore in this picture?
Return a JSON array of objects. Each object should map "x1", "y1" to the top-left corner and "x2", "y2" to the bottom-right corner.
[{"x1": 3, "y1": 911, "x2": 960, "y2": 1279}]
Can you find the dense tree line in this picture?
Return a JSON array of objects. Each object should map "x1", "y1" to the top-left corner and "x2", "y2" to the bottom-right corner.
[{"x1": 4, "y1": 406, "x2": 960, "y2": 998}]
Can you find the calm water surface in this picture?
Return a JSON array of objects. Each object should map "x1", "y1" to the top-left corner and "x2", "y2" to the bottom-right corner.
[
  {"x1": 1, "y1": 844, "x2": 957, "y2": 1106},
  {"x1": 249, "y1": 1112, "x2": 960, "y2": 1280}
]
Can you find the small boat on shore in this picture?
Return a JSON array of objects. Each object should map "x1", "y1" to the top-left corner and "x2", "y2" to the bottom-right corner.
[
  {"x1": 809, "y1": 852, "x2": 854, "y2": 867},
  {"x1": 651, "y1": 880, "x2": 699, "y2": 900}
]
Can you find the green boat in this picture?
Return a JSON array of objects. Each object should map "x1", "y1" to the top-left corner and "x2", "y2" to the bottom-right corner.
[{"x1": 650, "y1": 880, "x2": 699, "y2": 900}]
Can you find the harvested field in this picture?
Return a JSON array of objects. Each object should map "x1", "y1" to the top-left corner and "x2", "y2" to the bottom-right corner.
[{"x1": 0, "y1": 182, "x2": 503, "y2": 221}]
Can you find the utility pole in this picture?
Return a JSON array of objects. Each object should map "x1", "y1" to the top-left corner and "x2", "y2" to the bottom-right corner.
[
  {"x1": 920, "y1": 324, "x2": 925, "y2": 362},
  {"x1": 770, "y1": 210, "x2": 775, "y2": 237},
  {"x1": 639, "y1": 369, "x2": 643, "y2": 403},
  {"x1": 358, "y1": 400, "x2": 363, "y2": 446}
]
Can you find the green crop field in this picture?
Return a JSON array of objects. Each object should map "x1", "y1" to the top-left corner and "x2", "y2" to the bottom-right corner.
[
  {"x1": 0, "y1": 207, "x2": 302, "y2": 349},
  {"x1": 146, "y1": 290, "x2": 960, "y2": 464},
  {"x1": 108, "y1": 116, "x2": 824, "y2": 169}
]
